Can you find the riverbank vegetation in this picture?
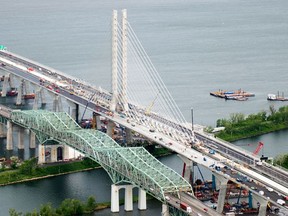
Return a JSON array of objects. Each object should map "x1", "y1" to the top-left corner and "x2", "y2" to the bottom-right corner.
[
  {"x1": 214, "y1": 105, "x2": 288, "y2": 141},
  {"x1": 0, "y1": 157, "x2": 100, "y2": 185},
  {"x1": 9, "y1": 196, "x2": 97, "y2": 216},
  {"x1": 274, "y1": 154, "x2": 288, "y2": 169}
]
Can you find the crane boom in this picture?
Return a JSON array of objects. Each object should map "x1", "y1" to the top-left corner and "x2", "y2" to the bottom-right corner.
[{"x1": 253, "y1": 142, "x2": 264, "y2": 155}]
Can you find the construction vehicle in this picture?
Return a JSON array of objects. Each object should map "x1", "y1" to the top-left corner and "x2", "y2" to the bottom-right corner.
[
  {"x1": 180, "y1": 202, "x2": 192, "y2": 213},
  {"x1": 144, "y1": 91, "x2": 160, "y2": 115},
  {"x1": 253, "y1": 142, "x2": 264, "y2": 155}
]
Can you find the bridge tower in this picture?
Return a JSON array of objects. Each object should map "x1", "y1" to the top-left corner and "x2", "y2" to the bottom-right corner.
[
  {"x1": 110, "y1": 9, "x2": 129, "y2": 112},
  {"x1": 110, "y1": 10, "x2": 118, "y2": 112}
]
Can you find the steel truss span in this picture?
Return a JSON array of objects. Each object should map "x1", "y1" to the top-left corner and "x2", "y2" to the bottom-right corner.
[{"x1": 10, "y1": 109, "x2": 192, "y2": 201}]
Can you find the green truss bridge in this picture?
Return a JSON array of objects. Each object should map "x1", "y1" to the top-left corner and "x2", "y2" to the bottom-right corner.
[{"x1": 6, "y1": 109, "x2": 192, "y2": 203}]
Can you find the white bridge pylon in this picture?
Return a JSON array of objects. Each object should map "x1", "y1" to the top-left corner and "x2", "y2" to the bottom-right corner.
[{"x1": 110, "y1": 9, "x2": 196, "y2": 145}]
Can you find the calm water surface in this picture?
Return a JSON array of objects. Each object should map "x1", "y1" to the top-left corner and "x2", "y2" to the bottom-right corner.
[{"x1": 0, "y1": 0, "x2": 288, "y2": 215}]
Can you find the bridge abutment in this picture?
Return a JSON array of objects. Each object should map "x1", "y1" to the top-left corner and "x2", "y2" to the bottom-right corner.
[
  {"x1": 213, "y1": 172, "x2": 228, "y2": 214},
  {"x1": 111, "y1": 184, "x2": 147, "y2": 213}
]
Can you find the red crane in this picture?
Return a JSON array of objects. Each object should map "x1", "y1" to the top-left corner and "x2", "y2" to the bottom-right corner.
[{"x1": 253, "y1": 142, "x2": 264, "y2": 155}]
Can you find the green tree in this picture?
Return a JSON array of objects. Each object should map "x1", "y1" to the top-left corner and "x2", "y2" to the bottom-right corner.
[
  {"x1": 19, "y1": 158, "x2": 37, "y2": 175},
  {"x1": 56, "y1": 198, "x2": 84, "y2": 215},
  {"x1": 39, "y1": 203, "x2": 56, "y2": 216},
  {"x1": 85, "y1": 196, "x2": 96, "y2": 212},
  {"x1": 9, "y1": 209, "x2": 22, "y2": 216}
]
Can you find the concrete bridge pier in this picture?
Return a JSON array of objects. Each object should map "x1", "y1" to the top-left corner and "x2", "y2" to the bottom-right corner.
[
  {"x1": 125, "y1": 128, "x2": 132, "y2": 145},
  {"x1": 107, "y1": 121, "x2": 115, "y2": 138},
  {"x1": 94, "y1": 113, "x2": 102, "y2": 130},
  {"x1": 251, "y1": 192, "x2": 268, "y2": 216},
  {"x1": 17, "y1": 126, "x2": 24, "y2": 149},
  {"x1": 6, "y1": 120, "x2": 13, "y2": 150},
  {"x1": 9, "y1": 73, "x2": 15, "y2": 89},
  {"x1": 16, "y1": 80, "x2": 23, "y2": 105},
  {"x1": 52, "y1": 95, "x2": 63, "y2": 112},
  {"x1": 38, "y1": 144, "x2": 45, "y2": 164},
  {"x1": 29, "y1": 131, "x2": 36, "y2": 149},
  {"x1": 0, "y1": 123, "x2": 6, "y2": 138},
  {"x1": 213, "y1": 172, "x2": 228, "y2": 214},
  {"x1": 33, "y1": 87, "x2": 46, "y2": 109},
  {"x1": 138, "y1": 188, "x2": 147, "y2": 210},
  {"x1": 178, "y1": 155, "x2": 194, "y2": 186},
  {"x1": 161, "y1": 204, "x2": 170, "y2": 216},
  {"x1": 111, "y1": 184, "x2": 147, "y2": 213},
  {"x1": 67, "y1": 100, "x2": 79, "y2": 122},
  {"x1": 1, "y1": 75, "x2": 9, "y2": 97}
]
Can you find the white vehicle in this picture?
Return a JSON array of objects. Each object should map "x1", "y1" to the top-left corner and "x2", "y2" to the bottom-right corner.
[
  {"x1": 256, "y1": 161, "x2": 263, "y2": 166},
  {"x1": 266, "y1": 187, "x2": 273, "y2": 192},
  {"x1": 259, "y1": 191, "x2": 264, "y2": 196},
  {"x1": 277, "y1": 199, "x2": 285, "y2": 206},
  {"x1": 165, "y1": 196, "x2": 170, "y2": 201}
]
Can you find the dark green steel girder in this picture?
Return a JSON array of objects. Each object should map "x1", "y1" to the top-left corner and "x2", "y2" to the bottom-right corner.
[{"x1": 10, "y1": 110, "x2": 192, "y2": 201}]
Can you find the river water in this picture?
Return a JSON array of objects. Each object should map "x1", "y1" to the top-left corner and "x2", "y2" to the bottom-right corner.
[{"x1": 0, "y1": 0, "x2": 288, "y2": 215}]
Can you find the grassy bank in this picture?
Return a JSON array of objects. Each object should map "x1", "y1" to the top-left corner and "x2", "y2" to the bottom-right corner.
[
  {"x1": 0, "y1": 158, "x2": 100, "y2": 186},
  {"x1": 214, "y1": 105, "x2": 288, "y2": 141}
]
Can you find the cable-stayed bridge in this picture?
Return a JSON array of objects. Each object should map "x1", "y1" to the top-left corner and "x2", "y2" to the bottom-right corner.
[{"x1": 0, "y1": 9, "x2": 288, "y2": 216}]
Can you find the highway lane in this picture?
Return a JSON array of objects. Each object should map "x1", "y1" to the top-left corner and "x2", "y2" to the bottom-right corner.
[{"x1": 195, "y1": 131, "x2": 288, "y2": 188}]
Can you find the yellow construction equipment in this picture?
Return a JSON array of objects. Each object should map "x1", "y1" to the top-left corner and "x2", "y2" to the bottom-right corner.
[{"x1": 145, "y1": 91, "x2": 160, "y2": 115}]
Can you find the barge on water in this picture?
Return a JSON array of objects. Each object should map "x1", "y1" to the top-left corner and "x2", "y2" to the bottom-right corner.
[
  {"x1": 210, "y1": 89, "x2": 254, "y2": 101},
  {"x1": 267, "y1": 93, "x2": 288, "y2": 101}
]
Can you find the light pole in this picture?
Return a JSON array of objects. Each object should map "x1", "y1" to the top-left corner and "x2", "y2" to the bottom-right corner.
[{"x1": 191, "y1": 108, "x2": 194, "y2": 131}]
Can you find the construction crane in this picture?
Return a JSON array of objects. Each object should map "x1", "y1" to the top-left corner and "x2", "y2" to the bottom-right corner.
[
  {"x1": 144, "y1": 91, "x2": 160, "y2": 115},
  {"x1": 253, "y1": 142, "x2": 264, "y2": 155}
]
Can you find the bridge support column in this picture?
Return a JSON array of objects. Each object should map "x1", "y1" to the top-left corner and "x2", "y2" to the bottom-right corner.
[
  {"x1": 38, "y1": 144, "x2": 45, "y2": 164},
  {"x1": 0, "y1": 123, "x2": 6, "y2": 138},
  {"x1": 111, "y1": 184, "x2": 120, "y2": 212},
  {"x1": 17, "y1": 127, "x2": 24, "y2": 149},
  {"x1": 138, "y1": 188, "x2": 147, "y2": 210},
  {"x1": 178, "y1": 155, "x2": 194, "y2": 186},
  {"x1": 252, "y1": 192, "x2": 268, "y2": 216},
  {"x1": 95, "y1": 114, "x2": 102, "y2": 130},
  {"x1": 63, "y1": 145, "x2": 69, "y2": 160},
  {"x1": 161, "y1": 204, "x2": 170, "y2": 216},
  {"x1": 16, "y1": 80, "x2": 24, "y2": 106},
  {"x1": 213, "y1": 172, "x2": 228, "y2": 214},
  {"x1": 125, "y1": 128, "x2": 132, "y2": 145},
  {"x1": 53, "y1": 95, "x2": 63, "y2": 112},
  {"x1": 67, "y1": 100, "x2": 79, "y2": 122},
  {"x1": 124, "y1": 185, "x2": 133, "y2": 211},
  {"x1": 9, "y1": 74, "x2": 15, "y2": 89},
  {"x1": 1, "y1": 75, "x2": 9, "y2": 97},
  {"x1": 50, "y1": 146, "x2": 58, "y2": 162},
  {"x1": 6, "y1": 121, "x2": 13, "y2": 150},
  {"x1": 107, "y1": 121, "x2": 115, "y2": 138},
  {"x1": 29, "y1": 131, "x2": 36, "y2": 149}
]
